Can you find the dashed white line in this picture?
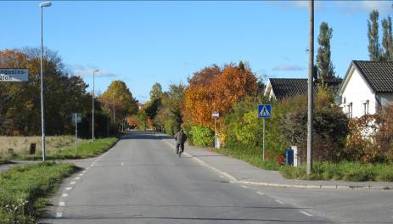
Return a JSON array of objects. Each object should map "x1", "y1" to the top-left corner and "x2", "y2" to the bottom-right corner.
[
  {"x1": 61, "y1": 193, "x2": 68, "y2": 197},
  {"x1": 275, "y1": 199, "x2": 284, "y2": 205},
  {"x1": 65, "y1": 187, "x2": 72, "y2": 191},
  {"x1": 56, "y1": 212, "x2": 63, "y2": 218},
  {"x1": 300, "y1": 210, "x2": 313, "y2": 217},
  {"x1": 78, "y1": 173, "x2": 84, "y2": 177},
  {"x1": 74, "y1": 177, "x2": 80, "y2": 180},
  {"x1": 241, "y1": 185, "x2": 249, "y2": 189},
  {"x1": 70, "y1": 181, "x2": 76, "y2": 185},
  {"x1": 256, "y1": 191, "x2": 265, "y2": 196},
  {"x1": 59, "y1": 202, "x2": 65, "y2": 207}
]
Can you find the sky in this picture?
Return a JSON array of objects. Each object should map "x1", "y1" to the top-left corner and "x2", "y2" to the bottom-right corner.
[{"x1": 1, "y1": 1, "x2": 393, "y2": 102}]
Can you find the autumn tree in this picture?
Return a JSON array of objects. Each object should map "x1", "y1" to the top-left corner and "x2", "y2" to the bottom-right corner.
[
  {"x1": 184, "y1": 62, "x2": 257, "y2": 130},
  {"x1": 316, "y1": 22, "x2": 335, "y2": 84},
  {"x1": 0, "y1": 49, "x2": 92, "y2": 136},
  {"x1": 99, "y1": 80, "x2": 138, "y2": 130}
]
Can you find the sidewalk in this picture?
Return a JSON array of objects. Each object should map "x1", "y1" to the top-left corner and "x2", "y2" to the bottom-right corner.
[{"x1": 162, "y1": 137, "x2": 393, "y2": 191}]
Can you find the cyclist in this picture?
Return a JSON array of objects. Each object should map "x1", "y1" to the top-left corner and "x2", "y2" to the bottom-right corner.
[{"x1": 174, "y1": 128, "x2": 187, "y2": 156}]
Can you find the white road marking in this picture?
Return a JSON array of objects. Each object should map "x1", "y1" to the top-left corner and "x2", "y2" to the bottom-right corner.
[
  {"x1": 70, "y1": 181, "x2": 76, "y2": 185},
  {"x1": 86, "y1": 167, "x2": 90, "y2": 170},
  {"x1": 256, "y1": 191, "x2": 264, "y2": 196},
  {"x1": 219, "y1": 175, "x2": 225, "y2": 178},
  {"x1": 275, "y1": 199, "x2": 284, "y2": 204},
  {"x1": 74, "y1": 177, "x2": 80, "y2": 180},
  {"x1": 56, "y1": 212, "x2": 63, "y2": 218},
  {"x1": 121, "y1": 162, "x2": 124, "y2": 166},
  {"x1": 78, "y1": 173, "x2": 84, "y2": 176},
  {"x1": 241, "y1": 185, "x2": 249, "y2": 189},
  {"x1": 65, "y1": 187, "x2": 72, "y2": 191},
  {"x1": 59, "y1": 202, "x2": 65, "y2": 207},
  {"x1": 300, "y1": 210, "x2": 313, "y2": 217},
  {"x1": 61, "y1": 193, "x2": 68, "y2": 197}
]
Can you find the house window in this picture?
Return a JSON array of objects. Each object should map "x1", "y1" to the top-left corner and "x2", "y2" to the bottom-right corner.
[
  {"x1": 347, "y1": 103, "x2": 353, "y2": 118},
  {"x1": 363, "y1": 100, "x2": 369, "y2": 115}
]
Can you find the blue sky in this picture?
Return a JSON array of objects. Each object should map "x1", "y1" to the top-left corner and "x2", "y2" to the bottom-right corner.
[{"x1": 1, "y1": 1, "x2": 392, "y2": 102}]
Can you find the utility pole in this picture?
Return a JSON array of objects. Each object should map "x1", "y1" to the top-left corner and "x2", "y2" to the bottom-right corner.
[
  {"x1": 92, "y1": 69, "x2": 99, "y2": 141},
  {"x1": 39, "y1": 1, "x2": 51, "y2": 161},
  {"x1": 307, "y1": 0, "x2": 314, "y2": 175}
]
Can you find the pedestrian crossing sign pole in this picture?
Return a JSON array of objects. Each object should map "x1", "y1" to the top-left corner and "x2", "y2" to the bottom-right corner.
[{"x1": 258, "y1": 104, "x2": 272, "y2": 161}]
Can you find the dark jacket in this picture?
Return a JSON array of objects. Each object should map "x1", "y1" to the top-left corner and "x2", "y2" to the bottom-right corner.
[{"x1": 175, "y1": 130, "x2": 187, "y2": 144}]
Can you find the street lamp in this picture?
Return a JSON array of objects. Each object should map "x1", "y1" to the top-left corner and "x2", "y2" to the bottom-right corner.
[
  {"x1": 39, "y1": 1, "x2": 51, "y2": 161},
  {"x1": 92, "y1": 69, "x2": 99, "y2": 140}
]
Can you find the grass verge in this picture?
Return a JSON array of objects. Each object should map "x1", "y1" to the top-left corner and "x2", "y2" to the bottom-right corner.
[
  {"x1": 215, "y1": 146, "x2": 280, "y2": 171},
  {"x1": 19, "y1": 137, "x2": 118, "y2": 160},
  {"x1": 215, "y1": 146, "x2": 393, "y2": 182},
  {"x1": 280, "y1": 162, "x2": 393, "y2": 182},
  {"x1": 0, "y1": 162, "x2": 78, "y2": 223}
]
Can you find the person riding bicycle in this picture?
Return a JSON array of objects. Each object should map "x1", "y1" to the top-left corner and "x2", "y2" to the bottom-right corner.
[{"x1": 174, "y1": 128, "x2": 187, "y2": 155}]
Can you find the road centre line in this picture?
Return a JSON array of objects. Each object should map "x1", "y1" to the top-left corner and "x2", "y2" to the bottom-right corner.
[
  {"x1": 59, "y1": 202, "x2": 65, "y2": 207},
  {"x1": 56, "y1": 212, "x2": 63, "y2": 218},
  {"x1": 256, "y1": 191, "x2": 264, "y2": 196},
  {"x1": 61, "y1": 193, "x2": 68, "y2": 197},
  {"x1": 65, "y1": 187, "x2": 72, "y2": 191},
  {"x1": 70, "y1": 181, "x2": 76, "y2": 185},
  {"x1": 275, "y1": 199, "x2": 284, "y2": 204},
  {"x1": 300, "y1": 210, "x2": 313, "y2": 217}
]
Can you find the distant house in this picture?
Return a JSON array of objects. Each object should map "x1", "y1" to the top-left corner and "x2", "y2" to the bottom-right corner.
[
  {"x1": 338, "y1": 60, "x2": 393, "y2": 118},
  {"x1": 264, "y1": 78, "x2": 308, "y2": 100}
]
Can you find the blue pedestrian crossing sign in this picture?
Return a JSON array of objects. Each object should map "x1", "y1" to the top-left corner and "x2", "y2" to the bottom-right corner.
[{"x1": 258, "y1": 104, "x2": 272, "y2": 119}]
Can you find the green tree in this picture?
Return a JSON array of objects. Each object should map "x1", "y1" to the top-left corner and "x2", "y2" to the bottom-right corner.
[
  {"x1": 144, "y1": 82, "x2": 164, "y2": 121},
  {"x1": 368, "y1": 10, "x2": 381, "y2": 61},
  {"x1": 316, "y1": 22, "x2": 335, "y2": 84},
  {"x1": 150, "y1": 82, "x2": 163, "y2": 101},
  {"x1": 154, "y1": 83, "x2": 185, "y2": 134},
  {"x1": 382, "y1": 16, "x2": 393, "y2": 61}
]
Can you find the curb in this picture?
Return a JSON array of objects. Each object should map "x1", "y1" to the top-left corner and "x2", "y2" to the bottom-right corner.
[{"x1": 162, "y1": 139, "x2": 393, "y2": 191}]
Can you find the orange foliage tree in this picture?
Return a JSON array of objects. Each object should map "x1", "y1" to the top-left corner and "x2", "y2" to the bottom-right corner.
[{"x1": 183, "y1": 62, "x2": 257, "y2": 130}]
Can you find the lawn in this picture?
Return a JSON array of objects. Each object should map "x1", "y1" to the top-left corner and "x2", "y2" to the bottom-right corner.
[{"x1": 0, "y1": 162, "x2": 77, "y2": 223}]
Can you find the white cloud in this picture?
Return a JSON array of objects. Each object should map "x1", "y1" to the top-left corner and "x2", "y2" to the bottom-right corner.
[
  {"x1": 272, "y1": 64, "x2": 305, "y2": 71},
  {"x1": 67, "y1": 64, "x2": 117, "y2": 78}
]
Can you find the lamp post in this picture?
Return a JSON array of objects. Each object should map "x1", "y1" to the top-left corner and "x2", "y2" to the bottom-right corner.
[
  {"x1": 39, "y1": 1, "x2": 51, "y2": 161},
  {"x1": 92, "y1": 69, "x2": 99, "y2": 140}
]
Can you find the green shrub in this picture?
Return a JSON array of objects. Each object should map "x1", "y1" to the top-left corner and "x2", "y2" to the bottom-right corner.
[{"x1": 190, "y1": 125, "x2": 214, "y2": 147}]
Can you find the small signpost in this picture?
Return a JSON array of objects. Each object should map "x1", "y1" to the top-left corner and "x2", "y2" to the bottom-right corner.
[
  {"x1": 258, "y1": 104, "x2": 272, "y2": 161},
  {"x1": 212, "y1": 111, "x2": 220, "y2": 148},
  {"x1": 72, "y1": 113, "x2": 82, "y2": 154},
  {"x1": 0, "y1": 69, "x2": 28, "y2": 82}
]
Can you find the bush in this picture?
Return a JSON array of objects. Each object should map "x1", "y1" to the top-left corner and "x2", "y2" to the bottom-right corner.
[
  {"x1": 281, "y1": 88, "x2": 349, "y2": 162},
  {"x1": 190, "y1": 125, "x2": 214, "y2": 147}
]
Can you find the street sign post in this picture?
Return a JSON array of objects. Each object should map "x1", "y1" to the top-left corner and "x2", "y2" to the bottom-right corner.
[
  {"x1": 0, "y1": 69, "x2": 28, "y2": 82},
  {"x1": 72, "y1": 113, "x2": 82, "y2": 155},
  {"x1": 258, "y1": 104, "x2": 272, "y2": 161},
  {"x1": 212, "y1": 112, "x2": 220, "y2": 148}
]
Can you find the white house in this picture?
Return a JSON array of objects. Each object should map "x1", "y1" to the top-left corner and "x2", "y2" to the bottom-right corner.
[{"x1": 338, "y1": 60, "x2": 393, "y2": 118}]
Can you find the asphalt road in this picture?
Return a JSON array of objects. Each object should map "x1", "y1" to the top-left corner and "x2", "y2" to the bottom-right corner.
[{"x1": 41, "y1": 132, "x2": 331, "y2": 224}]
